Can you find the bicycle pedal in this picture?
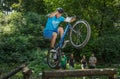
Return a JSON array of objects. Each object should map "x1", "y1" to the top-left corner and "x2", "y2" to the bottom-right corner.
[
  {"x1": 62, "y1": 40, "x2": 69, "y2": 48},
  {"x1": 50, "y1": 49, "x2": 57, "y2": 53}
]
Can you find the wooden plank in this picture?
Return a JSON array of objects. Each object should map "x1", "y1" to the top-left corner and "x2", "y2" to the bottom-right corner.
[{"x1": 42, "y1": 68, "x2": 117, "y2": 79}]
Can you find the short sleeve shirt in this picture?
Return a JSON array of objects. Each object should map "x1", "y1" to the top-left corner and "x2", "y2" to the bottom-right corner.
[
  {"x1": 89, "y1": 57, "x2": 96, "y2": 66},
  {"x1": 44, "y1": 16, "x2": 65, "y2": 31}
]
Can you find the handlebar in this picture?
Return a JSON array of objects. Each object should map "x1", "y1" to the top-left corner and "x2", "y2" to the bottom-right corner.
[{"x1": 64, "y1": 12, "x2": 76, "y2": 23}]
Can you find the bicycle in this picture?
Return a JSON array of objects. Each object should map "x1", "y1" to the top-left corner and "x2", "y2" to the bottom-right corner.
[{"x1": 47, "y1": 14, "x2": 91, "y2": 69}]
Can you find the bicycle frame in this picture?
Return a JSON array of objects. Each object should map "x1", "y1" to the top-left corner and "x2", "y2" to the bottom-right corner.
[{"x1": 55, "y1": 23, "x2": 73, "y2": 49}]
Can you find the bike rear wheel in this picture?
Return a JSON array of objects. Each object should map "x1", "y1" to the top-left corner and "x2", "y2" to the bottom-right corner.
[
  {"x1": 47, "y1": 48, "x2": 61, "y2": 69},
  {"x1": 70, "y1": 20, "x2": 91, "y2": 48}
]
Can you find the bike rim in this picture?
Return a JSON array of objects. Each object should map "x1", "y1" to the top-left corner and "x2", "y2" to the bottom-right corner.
[
  {"x1": 70, "y1": 20, "x2": 91, "y2": 48},
  {"x1": 47, "y1": 51, "x2": 59, "y2": 68}
]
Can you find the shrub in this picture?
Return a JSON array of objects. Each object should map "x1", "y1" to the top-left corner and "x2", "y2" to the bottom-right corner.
[
  {"x1": 0, "y1": 11, "x2": 48, "y2": 63},
  {"x1": 91, "y1": 34, "x2": 120, "y2": 64}
]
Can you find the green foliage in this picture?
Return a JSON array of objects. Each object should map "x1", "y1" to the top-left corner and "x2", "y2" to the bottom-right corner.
[
  {"x1": 44, "y1": 0, "x2": 120, "y2": 35},
  {"x1": 91, "y1": 31, "x2": 120, "y2": 64},
  {"x1": 51, "y1": 0, "x2": 120, "y2": 64},
  {"x1": 0, "y1": 11, "x2": 48, "y2": 63},
  {"x1": 0, "y1": 49, "x2": 49, "y2": 78},
  {"x1": 28, "y1": 49, "x2": 50, "y2": 75},
  {"x1": 0, "y1": 0, "x2": 120, "y2": 67},
  {"x1": 0, "y1": 1, "x2": 120, "y2": 79},
  {"x1": 1, "y1": 0, "x2": 46, "y2": 14},
  {"x1": 14, "y1": 0, "x2": 46, "y2": 14}
]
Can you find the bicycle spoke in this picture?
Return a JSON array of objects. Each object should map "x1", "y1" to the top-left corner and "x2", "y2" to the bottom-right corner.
[
  {"x1": 79, "y1": 25, "x2": 84, "y2": 33},
  {"x1": 73, "y1": 23, "x2": 87, "y2": 45},
  {"x1": 70, "y1": 20, "x2": 91, "y2": 48}
]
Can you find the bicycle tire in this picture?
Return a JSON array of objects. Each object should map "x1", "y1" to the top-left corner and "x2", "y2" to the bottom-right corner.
[
  {"x1": 70, "y1": 20, "x2": 91, "y2": 48},
  {"x1": 47, "y1": 48, "x2": 61, "y2": 69}
]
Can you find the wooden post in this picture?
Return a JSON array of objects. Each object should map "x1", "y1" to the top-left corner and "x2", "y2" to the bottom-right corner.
[
  {"x1": 109, "y1": 74, "x2": 117, "y2": 79},
  {"x1": 42, "y1": 72, "x2": 49, "y2": 79},
  {"x1": 22, "y1": 66, "x2": 32, "y2": 79},
  {"x1": 109, "y1": 75, "x2": 114, "y2": 79},
  {"x1": 42, "y1": 68, "x2": 49, "y2": 79},
  {"x1": 42, "y1": 68, "x2": 45, "y2": 79}
]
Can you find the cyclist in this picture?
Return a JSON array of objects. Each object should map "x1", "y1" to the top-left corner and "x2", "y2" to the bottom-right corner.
[{"x1": 43, "y1": 8, "x2": 76, "y2": 52}]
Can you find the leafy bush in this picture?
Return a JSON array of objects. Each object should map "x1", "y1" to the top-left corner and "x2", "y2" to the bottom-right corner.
[
  {"x1": 0, "y1": 11, "x2": 120, "y2": 65},
  {"x1": 91, "y1": 34, "x2": 120, "y2": 64},
  {"x1": 28, "y1": 49, "x2": 50, "y2": 74},
  {"x1": 0, "y1": 11, "x2": 48, "y2": 63}
]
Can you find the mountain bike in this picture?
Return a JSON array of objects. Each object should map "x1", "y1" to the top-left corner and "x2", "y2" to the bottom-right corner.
[{"x1": 47, "y1": 14, "x2": 91, "y2": 69}]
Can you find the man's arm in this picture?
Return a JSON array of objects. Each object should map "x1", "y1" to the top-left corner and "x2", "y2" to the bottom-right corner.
[
  {"x1": 49, "y1": 11, "x2": 58, "y2": 18},
  {"x1": 64, "y1": 17, "x2": 76, "y2": 22},
  {"x1": 70, "y1": 17, "x2": 76, "y2": 22}
]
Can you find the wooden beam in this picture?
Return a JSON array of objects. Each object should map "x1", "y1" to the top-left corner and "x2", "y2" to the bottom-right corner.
[
  {"x1": 42, "y1": 68, "x2": 117, "y2": 79},
  {"x1": 22, "y1": 66, "x2": 32, "y2": 79},
  {"x1": 1, "y1": 63, "x2": 27, "y2": 79}
]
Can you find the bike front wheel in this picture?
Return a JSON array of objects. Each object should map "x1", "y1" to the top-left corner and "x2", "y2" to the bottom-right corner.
[
  {"x1": 47, "y1": 49, "x2": 61, "y2": 69},
  {"x1": 70, "y1": 20, "x2": 91, "y2": 48}
]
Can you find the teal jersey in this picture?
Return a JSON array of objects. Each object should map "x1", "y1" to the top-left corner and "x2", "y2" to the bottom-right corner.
[{"x1": 44, "y1": 16, "x2": 65, "y2": 31}]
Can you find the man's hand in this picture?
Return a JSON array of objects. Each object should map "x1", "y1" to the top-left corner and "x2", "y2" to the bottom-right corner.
[
  {"x1": 71, "y1": 17, "x2": 76, "y2": 22},
  {"x1": 49, "y1": 11, "x2": 58, "y2": 18},
  {"x1": 64, "y1": 17, "x2": 76, "y2": 23}
]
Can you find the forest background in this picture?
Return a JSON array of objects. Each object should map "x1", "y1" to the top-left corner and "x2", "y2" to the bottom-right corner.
[{"x1": 0, "y1": 0, "x2": 120, "y2": 78}]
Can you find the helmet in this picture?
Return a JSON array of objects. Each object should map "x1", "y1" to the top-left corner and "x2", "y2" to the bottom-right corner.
[{"x1": 57, "y1": 8, "x2": 64, "y2": 13}]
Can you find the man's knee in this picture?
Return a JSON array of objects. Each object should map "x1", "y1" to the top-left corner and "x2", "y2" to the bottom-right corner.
[
  {"x1": 52, "y1": 32, "x2": 57, "y2": 38},
  {"x1": 58, "y1": 27, "x2": 64, "y2": 32}
]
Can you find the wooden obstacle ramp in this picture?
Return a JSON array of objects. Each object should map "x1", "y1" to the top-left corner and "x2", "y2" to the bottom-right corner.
[{"x1": 42, "y1": 68, "x2": 117, "y2": 79}]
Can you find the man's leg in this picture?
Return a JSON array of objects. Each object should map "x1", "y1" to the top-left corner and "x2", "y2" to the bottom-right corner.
[
  {"x1": 58, "y1": 27, "x2": 64, "y2": 38},
  {"x1": 50, "y1": 27, "x2": 64, "y2": 49},
  {"x1": 51, "y1": 32, "x2": 57, "y2": 48},
  {"x1": 58, "y1": 27, "x2": 69, "y2": 48}
]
